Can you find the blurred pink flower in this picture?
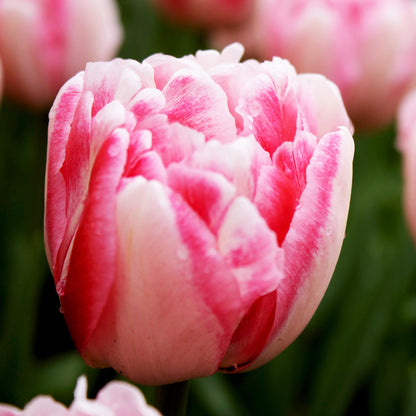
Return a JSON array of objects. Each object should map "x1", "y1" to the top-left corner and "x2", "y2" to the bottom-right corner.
[
  {"x1": 0, "y1": 376, "x2": 161, "y2": 416},
  {"x1": 212, "y1": 0, "x2": 416, "y2": 130},
  {"x1": 0, "y1": 0, "x2": 123, "y2": 109},
  {"x1": 150, "y1": 0, "x2": 254, "y2": 27},
  {"x1": 44, "y1": 43, "x2": 354, "y2": 385},
  {"x1": 397, "y1": 89, "x2": 416, "y2": 243}
]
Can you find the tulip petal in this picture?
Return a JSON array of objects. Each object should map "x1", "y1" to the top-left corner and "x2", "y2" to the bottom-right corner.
[
  {"x1": 45, "y1": 72, "x2": 84, "y2": 270},
  {"x1": 217, "y1": 197, "x2": 284, "y2": 311},
  {"x1": 61, "y1": 128, "x2": 128, "y2": 353},
  {"x1": 220, "y1": 291, "x2": 276, "y2": 371},
  {"x1": 254, "y1": 165, "x2": 297, "y2": 245},
  {"x1": 25, "y1": 397, "x2": 68, "y2": 416},
  {"x1": 96, "y1": 381, "x2": 161, "y2": 416},
  {"x1": 216, "y1": 197, "x2": 284, "y2": 368},
  {"x1": 237, "y1": 71, "x2": 298, "y2": 156},
  {"x1": 188, "y1": 135, "x2": 271, "y2": 199},
  {"x1": 163, "y1": 69, "x2": 237, "y2": 143},
  {"x1": 167, "y1": 163, "x2": 236, "y2": 233},
  {"x1": 254, "y1": 132, "x2": 317, "y2": 245},
  {"x1": 85, "y1": 177, "x2": 241, "y2": 385},
  {"x1": 249, "y1": 127, "x2": 354, "y2": 370},
  {"x1": 296, "y1": 73, "x2": 354, "y2": 137}
]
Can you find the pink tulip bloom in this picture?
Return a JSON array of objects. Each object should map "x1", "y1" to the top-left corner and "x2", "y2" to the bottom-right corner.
[
  {"x1": 44, "y1": 43, "x2": 354, "y2": 385},
  {"x1": 151, "y1": 0, "x2": 254, "y2": 27},
  {"x1": 397, "y1": 90, "x2": 416, "y2": 243},
  {"x1": 0, "y1": 0, "x2": 123, "y2": 109},
  {"x1": 212, "y1": 0, "x2": 416, "y2": 130},
  {"x1": 0, "y1": 376, "x2": 161, "y2": 416}
]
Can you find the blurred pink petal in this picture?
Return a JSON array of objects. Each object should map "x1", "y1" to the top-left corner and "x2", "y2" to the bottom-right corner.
[
  {"x1": 397, "y1": 89, "x2": 416, "y2": 244},
  {"x1": 0, "y1": 376, "x2": 160, "y2": 416},
  {"x1": 211, "y1": 0, "x2": 416, "y2": 130},
  {"x1": 0, "y1": 0, "x2": 122, "y2": 108}
]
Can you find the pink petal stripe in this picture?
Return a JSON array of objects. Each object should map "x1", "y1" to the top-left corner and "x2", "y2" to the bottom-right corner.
[
  {"x1": 61, "y1": 128, "x2": 128, "y2": 354},
  {"x1": 238, "y1": 72, "x2": 298, "y2": 156},
  {"x1": 254, "y1": 165, "x2": 297, "y2": 245},
  {"x1": 167, "y1": 163, "x2": 236, "y2": 233},
  {"x1": 163, "y1": 69, "x2": 237, "y2": 143},
  {"x1": 54, "y1": 91, "x2": 94, "y2": 291},
  {"x1": 45, "y1": 73, "x2": 84, "y2": 273},
  {"x1": 123, "y1": 148, "x2": 167, "y2": 184}
]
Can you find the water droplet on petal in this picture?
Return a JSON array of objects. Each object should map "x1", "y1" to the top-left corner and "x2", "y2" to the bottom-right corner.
[{"x1": 56, "y1": 279, "x2": 66, "y2": 296}]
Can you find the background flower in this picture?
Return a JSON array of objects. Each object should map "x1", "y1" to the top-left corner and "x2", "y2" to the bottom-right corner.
[
  {"x1": 150, "y1": 0, "x2": 254, "y2": 28},
  {"x1": 0, "y1": 376, "x2": 161, "y2": 416},
  {"x1": 44, "y1": 43, "x2": 354, "y2": 385},
  {"x1": 0, "y1": 0, "x2": 123, "y2": 109},
  {"x1": 397, "y1": 89, "x2": 416, "y2": 244},
  {"x1": 211, "y1": 0, "x2": 416, "y2": 131}
]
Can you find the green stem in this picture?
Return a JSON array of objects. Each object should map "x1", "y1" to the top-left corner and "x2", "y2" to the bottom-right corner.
[{"x1": 154, "y1": 380, "x2": 190, "y2": 416}]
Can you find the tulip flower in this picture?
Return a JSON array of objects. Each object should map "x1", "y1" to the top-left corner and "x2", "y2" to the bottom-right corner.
[
  {"x1": 150, "y1": 0, "x2": 254, "y2": 27},
  {"x1": 397, "y1": 89, "x2": 416, "y2": 243},
  {"x1": 0, "y1": 0, "x2": 123, "y2": 109},
  {"x1": 211, "y1": 0, "x2": 416, "y2": 130},
  {"x1": 0, "y1": 376, "x2": 161, "y2": 416},
  {"x1": 44, "y1": 43, "x2": 354, "y2": 385}
]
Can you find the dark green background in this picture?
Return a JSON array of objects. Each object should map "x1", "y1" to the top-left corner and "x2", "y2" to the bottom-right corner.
[{"x1": 0, "y1": 1, "x2": 415, "y2": 414}]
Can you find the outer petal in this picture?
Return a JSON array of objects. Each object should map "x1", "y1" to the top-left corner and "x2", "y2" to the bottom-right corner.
[
  {"x1": 61, "y1": 128, "x2": 128, "y2": 354},
  {"x1": 84, "y1": 177, "x2": 242, "y2": 385},
  {"x1": 45, "y1": 72, "x2": 84, "y2": 273},
  {"x1": 248, "y1": 127, "x2": 354, "y2": 370}
]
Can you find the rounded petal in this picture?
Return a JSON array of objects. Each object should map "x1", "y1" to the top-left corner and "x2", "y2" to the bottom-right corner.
[
  {"x1": 25, "y1": 397, "x2": 68, "y2": 416},
  {"x1": 84, "y1": 177, "x2": 242, "y2": 385},
  {"x1": 95, "y1": 381, "x2": 161, "y2": 416}
]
